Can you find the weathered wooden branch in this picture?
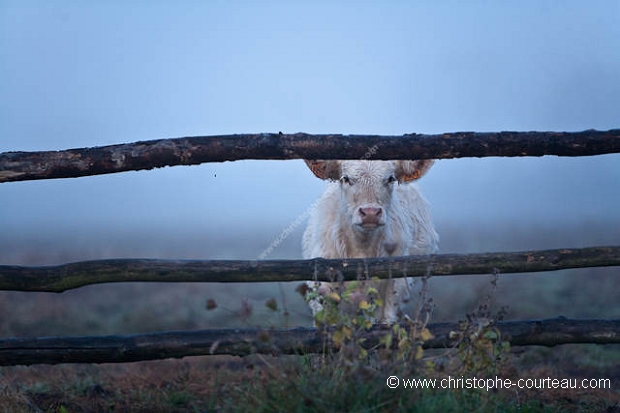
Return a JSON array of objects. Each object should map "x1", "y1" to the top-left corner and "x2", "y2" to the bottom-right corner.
[
  {"x1": 0, "y1": 246, "x2": 618, "y2": 293},
  {"x1": 1, "y1": 317, "x2": 618, "y2": 366},
  {"x1": 1, "y1": 129, "x2": 618, "y2": 182}
]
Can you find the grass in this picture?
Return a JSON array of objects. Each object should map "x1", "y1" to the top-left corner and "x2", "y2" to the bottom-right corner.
[{"x1": 1, "y1": 353, "x2": 617, "y2": 412}]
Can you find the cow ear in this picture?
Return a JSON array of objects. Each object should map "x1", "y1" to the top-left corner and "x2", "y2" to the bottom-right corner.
[
  {"x1": 304, "y1": 160, "x2": 341, "y2": 181},
  {"x1": 395, "y1": 160, "x2": 435, "y2": 183}
]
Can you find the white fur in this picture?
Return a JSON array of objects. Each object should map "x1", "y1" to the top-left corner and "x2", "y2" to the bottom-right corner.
[{"x1": 302, "y1": 160, "x2": 438, "y2": 324}]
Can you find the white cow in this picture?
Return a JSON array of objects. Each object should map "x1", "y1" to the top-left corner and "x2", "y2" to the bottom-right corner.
[{"x1": 302, "y1": 159, "x2": 438, "y2": 324}]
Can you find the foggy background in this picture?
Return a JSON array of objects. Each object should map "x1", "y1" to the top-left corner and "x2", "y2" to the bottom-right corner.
[{"x1": 1, "y1": 1, "x2": 619, "y2": 333}]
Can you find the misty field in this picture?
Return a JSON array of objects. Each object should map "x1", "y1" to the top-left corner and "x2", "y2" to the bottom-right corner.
[{"x1": 1, "y1": 221, "x2": 619, "y2": 411}]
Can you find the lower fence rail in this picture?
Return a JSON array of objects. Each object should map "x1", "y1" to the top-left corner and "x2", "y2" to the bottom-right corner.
[{"x1": 1, "y1": 317, "x2": 619, "y2": 366}]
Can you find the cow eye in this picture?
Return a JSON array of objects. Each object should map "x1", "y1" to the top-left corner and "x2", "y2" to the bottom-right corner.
[{"x1": 340, "y1": 176, "x2": 352, "y2": 185}]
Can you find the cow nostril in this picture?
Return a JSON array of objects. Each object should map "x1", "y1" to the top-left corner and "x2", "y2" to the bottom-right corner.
[{"x1": 359, "y1": 207, "x2": 382, "y2": 218}]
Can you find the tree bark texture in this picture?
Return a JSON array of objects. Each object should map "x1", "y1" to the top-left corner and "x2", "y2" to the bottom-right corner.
[
  {"x1": 1, "y1": 129, "x2": 618, "y2": 182},
  {"x1": 0, "y1": 317, "x2": 618, "y2": 366}
]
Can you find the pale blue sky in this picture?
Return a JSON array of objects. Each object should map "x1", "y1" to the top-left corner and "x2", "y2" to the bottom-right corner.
[{"x1": 1, "y1": 1, "x2": 619, "y2": 264}]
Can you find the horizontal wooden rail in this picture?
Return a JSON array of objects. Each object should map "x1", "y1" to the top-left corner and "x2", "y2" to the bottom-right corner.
[
  {"x1": 1, "y1": 246, "x2": 618, "y2": 292},
  {"x1": 1, "y1": 317, "x2": 618, "y2": 366},
  {"x1": 1, "y1": 129, "x2": 618, "y2": 182}
]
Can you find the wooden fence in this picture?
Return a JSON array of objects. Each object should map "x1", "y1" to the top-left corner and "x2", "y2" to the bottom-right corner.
[{"x1": 1, "y1": 129, "x2": 619, "y2": 366}]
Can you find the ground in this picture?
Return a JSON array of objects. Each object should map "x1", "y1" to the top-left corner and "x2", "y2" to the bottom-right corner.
[{"x1": 1, "y1": 222, "x2": 618, "y2": 412}]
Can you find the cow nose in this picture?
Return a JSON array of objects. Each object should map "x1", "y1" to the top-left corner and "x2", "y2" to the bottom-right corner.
[{"x1": 359, "y1": 207, "x2": 382, "y2": 221}]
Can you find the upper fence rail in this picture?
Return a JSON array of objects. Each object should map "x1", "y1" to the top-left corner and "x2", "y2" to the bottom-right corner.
[{"x1": 1, "y1": 129, "x2": 619, "y2": 183}]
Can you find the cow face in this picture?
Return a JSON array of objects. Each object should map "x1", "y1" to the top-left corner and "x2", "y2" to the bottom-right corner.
[{"x1": 305, "y1": 159, "x2": 434, "y2": 233}]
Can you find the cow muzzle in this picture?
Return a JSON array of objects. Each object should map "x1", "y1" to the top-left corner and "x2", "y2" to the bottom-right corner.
[{"x1": 357, "y1": 206, "x2": 384, "y2": 230}]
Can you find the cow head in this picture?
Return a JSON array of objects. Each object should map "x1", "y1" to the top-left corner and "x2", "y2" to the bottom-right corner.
[{"x1": 305, "y1": 159, "x2": 434, "y2": 233}]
